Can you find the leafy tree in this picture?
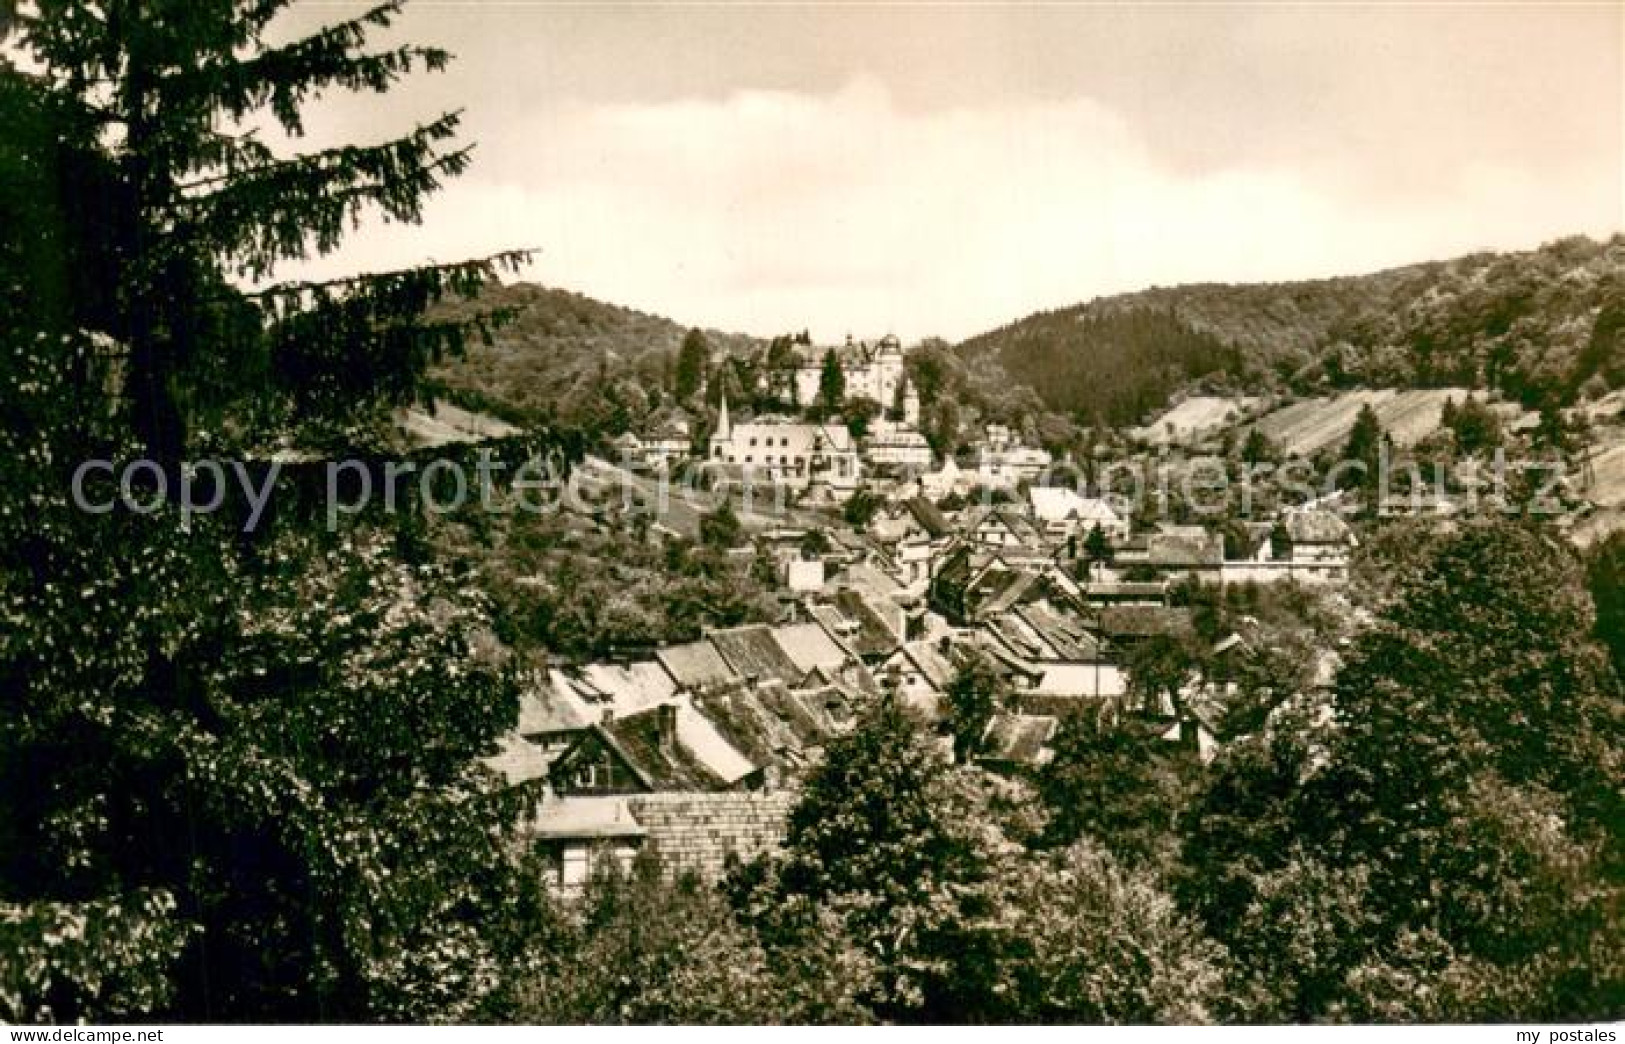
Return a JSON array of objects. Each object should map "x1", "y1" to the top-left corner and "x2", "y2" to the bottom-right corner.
[
  {"x1": 1122, "y1": 632, "x2": 1201, "y2": 717},
  {"x1": 1001, "y1": 843, "x2": 1228, "y2": 1023},
  {"x1": 699, "y1": 499, "x2": 744, "y2": 550},
  {"x1": 943, "y1": 651, "x2": 1004, "y2": 763},
  {"x1": 736, "y1": 697, "x2": 1001, "y2": 1020},
  {"x1": 675, "y1": 328, "x2": 709, "y2": 402},
  {"x1": 841, "y1": 488, "x2": 882, "y2": 532},
  {"x1": 1038, "y1": 708, "x2": 1197, "y2": 867},
  {"x1": 1589, "y1": 530, "x2": 1625, "y2": 677},
  {"x1": 1183, "y1": 520, "x2": 1625, "y2": 1022},
  {"x1": 518, "y1": 853, "x2": 855, "y2": 1024},
  {"x1": 840, "y1": 395, "x2": 882, "y2": 439}
]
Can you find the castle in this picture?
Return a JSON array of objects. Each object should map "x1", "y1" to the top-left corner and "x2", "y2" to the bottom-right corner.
[{"x1": 792, "y1": 334, "x2": 918, "y2": 424}]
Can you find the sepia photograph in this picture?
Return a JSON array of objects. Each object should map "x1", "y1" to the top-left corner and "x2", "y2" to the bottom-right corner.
[{"x1": 0, "y1": 0, "x2": 1622, "y2": 1034}]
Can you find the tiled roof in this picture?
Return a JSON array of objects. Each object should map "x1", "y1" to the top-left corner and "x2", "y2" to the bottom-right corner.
[
  {"x1": 602, "y1": 705, "x2": 744, "y2": 791},
  {"x1": 980, "y1": 713, "x2": 1058, "y2": 767},
  {"x1": 1015, "y1": 602, "x2": 1105, "y2": 661},
  {"x1": 529, "y1": 795, "x2": 646, "y2": 841},
  {"x1": 770, "y1": 622, "x2": 850, "y2": 679},
  {"x1": 1284, "y1": 509, "x2": 1354, "y2": 545},
  {"x1": 904, "y1": 496, "x2": 953, "y2": 539},
  {"x1": 520, "y1": 672, "x2": 596, "y2": 736},
  {"x1": 656, "y1": 640, "x2": 737, "y2": 690},
  {"x1": 1095, "y1": 606, "x2": 1196, "y2": 640},
  {"x1": 832, "y1": 589, "x2": 902, "y2": 658},
  {"x1": 709, "y1": 624, "x2": 807, "y2": 687}
]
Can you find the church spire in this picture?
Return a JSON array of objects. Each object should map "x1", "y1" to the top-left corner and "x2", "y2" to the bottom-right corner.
[{"x1": 716, "y1": 387, "x2": 731, "y2": 440}]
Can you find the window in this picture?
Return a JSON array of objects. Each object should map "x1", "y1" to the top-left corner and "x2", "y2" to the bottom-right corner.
[
  {"x1": 749, "y1": 437, "x2": 757, "y2": 447},
  {"x1": 782, "y1": 437, "x2": 790, "y2": 447}
]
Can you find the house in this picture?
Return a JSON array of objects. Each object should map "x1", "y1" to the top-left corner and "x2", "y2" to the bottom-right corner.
[
  {"x1": 868, "y1": 496, "x2": 954, "y2": 587},
  {"x1": 1092, "y1": 605, "x2": 1196, "y2": 649},
  {"x1": 484, "y1": 670, "x2": 599, "y2": 785},
  {"x1": 548, "y1": 700, "x2": 763, "y2": 795},
  {"x1": 977, "y1": 712, "x2": 1059, "y2": 772},
  {"x1": 808, "y1": 590, "x2": 902, "y2": 662},
  {"x1": 980, "y1": 602, "x2": 1128, "y2": 705},
  {"x1": 1279, "y1": 509, "x2": 1357, "y2": 563},
  {"x1": 1028, "y1": 487, "x2": 1129, "y2": 543},
  {"x1": 656, "y1": 640, "x2": 738, "y2": 693},
  {"x1": 968, "y1": 507, "x2": 1047, "y2": 552},
  {"x1": 707, "y1": 393, "x2": 861, "y2": 491},
  {"x1": 877, "y1": 639, "x2": 958, "y2": 719},
  {"x1": 708, "y1": 624, "x2": 809, "y2": 689},
  {"x1": 526, "y1": 794, "x2": 647, "y2": 895},
  {"x1": 643, "y1": 416, "x2": 693, "y2": 469},
  {"x1": 918, "y1": 457, "x2": 975, "y2": 500},
  {"x1": 864, "y1": 421, "x2": 933, "y2": 472},
  {"x1": 770, "y1": 622, "x2": 863, "y2": 686},
  {"x1": 791, "y1": 334, "x2": 912, "y2": 418},
  {"x1": 975, "y1": 425, "x2": 1053, "y2": 488}
]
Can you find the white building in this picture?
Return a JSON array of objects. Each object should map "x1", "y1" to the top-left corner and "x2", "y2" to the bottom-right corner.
[
  {"x1": 792, "y1": 334, "x2": 916, "y2": 422},
  {"x1": 708, "y1": 393, "x2": 861, "y2": 491},
  {"x1": 976, "y1": 425, "x2": 1053, "y2": 488},
  {"x1": 1027, "y1": 487, "x2": 1129, "y2": 542},
  {"x1": 863, "y1": 420, "x2": 933, "y2": 472}
]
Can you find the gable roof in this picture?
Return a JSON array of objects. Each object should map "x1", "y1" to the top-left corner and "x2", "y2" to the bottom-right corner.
[
  {"x1": 1283, "y1": 509, "x2": 1354, "y2": 545},
  {"x1": 692, "y1": 678, "x2": 844, "y2": 772},
  {"x1": 1015, "y1": 602, "x2": 1106, "y2": 661},
  {"x1": 889, "y1": 640, "x2": 956, "y2": 690},
  {"x1": 904, "y1": 496, "x2": 953, "y2": 539},
  {"x1": 980, "y1": 713, "x2": 1059, "y2": 767},
  {"x1": 832, "y1": 589, "x2": 902, "y2": 658},
  {"x1": 1028, "y1": 488, "x2": 1123, "y2": 526},
  {"x1": 770, "y1": 622, "x2": 851, "y2": 679},
  {"x1": 657, "y1": 640, "x2": 737, "y2": 690},
  {"x1": 574, "y1": 661, "x2": 678, "y2": 716},
  {"x1": 1095, "y1": 605, "x2": 1196, "y2": 641},
  {"x1": 972, "y1": 506, "x2": 1045, "y2": 544},
  {"x1": 600, "y1": 703, "x2": 758, "y2": 790},
  {"x1": 521, "y1": 672, "x2": 597, "y2": 736},
  {"x1": 709, "y1": 624, "x2": 807, "y2": 687}
]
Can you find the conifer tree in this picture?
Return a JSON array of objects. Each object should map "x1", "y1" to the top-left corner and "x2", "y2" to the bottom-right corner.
[
  {"x1": 12, "y1": 0, "x2": 528, "y2": 466},
  {"x1": 0, "y1": 3, "x2": 551, "y2": 1021}
]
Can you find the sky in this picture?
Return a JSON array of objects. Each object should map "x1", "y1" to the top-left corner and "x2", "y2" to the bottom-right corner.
[{"x1": 277, "y1": 1, "x2": 1625, "y2": 341}]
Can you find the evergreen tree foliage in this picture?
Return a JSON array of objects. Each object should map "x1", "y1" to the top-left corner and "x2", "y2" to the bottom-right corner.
[
  {"x1": 816, "y1": 348, "x2": 845, "y2": 418},
  {"x1": 0, "y1": 2, "x2": 552, "y2": 1021},
  {"x1": 675, "y1": 328, "x2": 709, "y2": 402}
]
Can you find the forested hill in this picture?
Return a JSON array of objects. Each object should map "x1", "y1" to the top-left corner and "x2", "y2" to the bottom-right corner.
[
  {"x1": 958, "y1": 235, "x2": 1625, "y2": 425},
  {"x1": 429, "y1": 281, "x2": 762, "y2": 427}
]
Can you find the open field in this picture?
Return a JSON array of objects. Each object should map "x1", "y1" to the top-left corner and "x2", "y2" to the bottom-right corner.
[{"x1": 1249, "y1": 388, "x2": 1479, "y2": 457}]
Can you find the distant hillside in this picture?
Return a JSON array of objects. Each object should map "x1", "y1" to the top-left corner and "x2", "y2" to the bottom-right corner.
[
  {"x1": 959, "y1": 235, "x2": 1625, "y2": 425},
  {"x1": 428, "y1": 282, "x2": 762, "y2": 426}
]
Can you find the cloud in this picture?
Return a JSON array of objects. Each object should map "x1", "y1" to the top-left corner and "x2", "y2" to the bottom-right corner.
[{"x1": 283, "y1": 78, "x2": 1622, "y2": 341}]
